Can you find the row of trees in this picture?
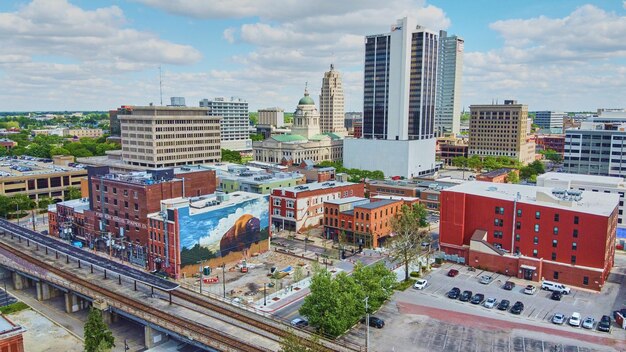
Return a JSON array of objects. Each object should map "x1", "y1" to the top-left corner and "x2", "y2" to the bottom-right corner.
[
  {"x1": 317, "y1": 161, "x2": 384, "y2": 182},
  {"x1": 299, "y1": 261, "x2": 396, "y2": 338},
  {"x1": 2, "y1": 133, "x2": 119, "y2": 159},
  {"x1": 452, "y1": 155, "x2": 547, "y2": 183},
  {"x1": 0, "y1": 187, "x2": 81, "y2": 218},
  {"x1": 221, "y1": 149, "x2": 242, "y2": 163}
]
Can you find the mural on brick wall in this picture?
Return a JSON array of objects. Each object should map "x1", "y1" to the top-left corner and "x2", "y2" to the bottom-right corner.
[{"x1": 179, "y1": 195, "x2": 270, "y2": 267}]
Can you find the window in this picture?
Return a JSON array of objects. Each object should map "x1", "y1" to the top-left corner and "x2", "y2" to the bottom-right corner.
[
  {"x1": 551, "y1": 252, "x2": 557, "y2": 260},
  {"x1": 124, "y1": 201, "x2": 128, "y2": 208},
  {"x1": 515, "y1": 234, "x2": 520, "y2": 242},
  {"x1": 494, "y1": 219, "x2": 503, "y2": 227},
  {"x1": 112, "y1": 187, "x2": 117, "y2": 194},
  {"x1": 535, "y1": 211, "x2": 541, "y2": 219},
  {"x1": 495, "y1": 206, "x2": 504, "y2": 215},
  {"x1": 516, "y1": 222, "x2": 521, "y2": 230},
  {"x1": 573, "y1": 229, "x2": 578, "y2": 238},
  {"x1": 534, "y1": 224, "x2": 539, "y2": 232},
  {"x1": 552, "y1": 239, "x2": 557, "y2": 248},
  {"x1": 583, "y1": 276, "x2": 588, "y2": 285},
  {"x1": 273, "y1": 198, "x2": 281, "y2": 206},
  {"x1": 571, "y1": 255, "x2": 576, "y2": 265},
  {"x1": 286, "y1": 211, "x2": 294, "y2": 218},
  {"x1": 324, "y1": 207, "x2": 328, "y2": 214},
  {"x1": 574, "y1": 216, "x2": 579, "y2": 224},
  {"x1": 533, "y1": 236, "x2": 538, "y2": 245},
  {"x1": 554, "y1": 214, "x2": 559, "y2": 222},
  {"x1": 553, "y1": 272, "x2": 559, "y2": 280},
  {"x1": 287, "y1": 200, "x2": 294, "y2": 208},
  {"x1": 553, "y1": 227, "x2": 559, "y2": 235},
  {"x1": 572, "y1": 242, "x2": 577, "y2": 250},
  {"x1": 124, "y1": 190, "x2": 128, "y2": 197},
  {"x1": 533, "y1": 249, "x2": 538, "y2": 257},
  {"x1": 494, "y1": 231, "x2": 503, "y2": 239},
  {"x1": 134, "y1": 203, "x2": 139, "y2": 211},
  {"x1": 517, "y1": 209, "x2": 522, "y2": 217}
]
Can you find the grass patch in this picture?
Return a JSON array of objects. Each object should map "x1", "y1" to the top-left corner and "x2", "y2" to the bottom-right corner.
[
  {"x1": 0, "y1": 301, "x2": 29, "y2": 315},
  {"x1": 393, "y1": 279, "x2": 416, "y2": 291}
]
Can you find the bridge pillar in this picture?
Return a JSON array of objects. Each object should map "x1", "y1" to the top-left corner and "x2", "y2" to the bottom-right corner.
[
  {"x1": 64, "y1": 292, "x2": 81, "y2": 313},
  {"x1": 144, "y1": 325, "x2": 167, "y2": 349},
  {"x1": 11, "y1": 272, "x2": 28, "y2": 290},
  {"x1": 36, "y1": 282, "x2": 52, "y2": 301},
  {"x1": 101, "y1": 310, "x2": 112, "y2": 324}
]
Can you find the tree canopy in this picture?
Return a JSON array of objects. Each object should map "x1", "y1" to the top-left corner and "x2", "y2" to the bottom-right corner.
[
  {"x1": 221, "y1": 149, "x2": 242, "y2": 163},
  {"x1": 389, "y1": 203, "x2": 430, "y2": 281},
  {"x1": 83, "y1": 307, "x2": 114, "y2": 352},
  {"x1": 317, "y1": 161, "x2": 384, "y2": 182}
]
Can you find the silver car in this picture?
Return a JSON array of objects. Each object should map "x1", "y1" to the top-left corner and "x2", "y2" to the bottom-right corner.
[
  {"x1": 582, "y1": 317, "x2": 595, "y2": 329},
  {"x1": 479, "y1": 275, "x2": 493, "y2": 284},
  {"x1": 552, "y1": 313, "x2": 566, "y2": 325},
  {"x1": 483, "y1": 297, "x2": 497, "y2": 309}
]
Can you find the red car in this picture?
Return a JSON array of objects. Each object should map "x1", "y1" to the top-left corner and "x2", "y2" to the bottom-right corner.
[{"x1": 447, "y1": 269, "x2": 459, "y2": 277}]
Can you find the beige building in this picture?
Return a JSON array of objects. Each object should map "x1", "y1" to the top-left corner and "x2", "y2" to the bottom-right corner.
[
  {"x1": 119, "y1": 106, "x2": 221, "y2": 168},
  {"x1": 253, "y1": 89, "x2": 343, "y2": 164},
  {"x1": 0, "y1": 155, "x2": 86, "y2": 201},
  {"x1": 67, "y1": 128, "x2": 103, "y2": 139},
  {"x1": 469, "y1": 100, "x2": 535, "y2": 164},
  {"x1": 258, "y1": 108, "x2": 284, "y2": 126},
  {"x1": 319, "y1": 64, "x2": 346, "y2": 135}
]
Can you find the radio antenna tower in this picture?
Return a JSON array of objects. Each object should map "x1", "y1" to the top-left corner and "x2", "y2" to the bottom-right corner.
[{"x1": 159, "y1": 65, "x2": 163, "y2": 106}]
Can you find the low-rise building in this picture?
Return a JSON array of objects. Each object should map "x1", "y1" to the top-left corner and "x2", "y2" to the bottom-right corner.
[
  {"x1": 0, "y1": 315, "x2": 26, "y2": 352},
  {"x1": 365, "y1": 178, "x2": 461, "y2": 211},
  {"x1": 0, "y1": 139, "x2": 17, "y2": 151},
  {"x1": 440, "y1": 181, "x2": 618, "y2": 291},
  {"x1": 0, "y1": 155, "x2": 86, "y2": 201},
  {"x1": 207, "y1": 163, "x2": 305, "y2": 194},
  {"x1": 270, "y1": 181, "x2": 364, "y2": 233},
  {"x1": 436, "y1": 136, "x2": 468, "y2": 166},
  {"x1": 284, "y1": 160, "x2": 335, "y2": 183},
  {"x1": 147, "y1": 191, "x2": 270, "y2": 278},
  {"x1": 536, "y1": 134, "x2": 565, "y2": 155},
  {"x1": 476, "y1": 168, "x2": 518, "y2": 183}
]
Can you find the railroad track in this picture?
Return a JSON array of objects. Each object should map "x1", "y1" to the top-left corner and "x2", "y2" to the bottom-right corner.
[{"x1": 0, "y1": 240, "x2": 272, "y2": 352}]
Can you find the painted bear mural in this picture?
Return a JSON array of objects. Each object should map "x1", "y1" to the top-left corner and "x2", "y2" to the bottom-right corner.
[{"x1": 219, "y1": 214, "x2": 261, "y2": 257}]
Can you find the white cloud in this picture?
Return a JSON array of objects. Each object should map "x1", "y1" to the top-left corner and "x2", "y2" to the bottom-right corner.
[{"x1": 0, "y1": 0, "x2": 201, "y2": 110}]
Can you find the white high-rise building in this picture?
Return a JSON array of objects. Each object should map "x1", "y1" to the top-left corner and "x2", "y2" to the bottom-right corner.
[
  {"x1": 199, "y1": 97, "x2": 252, "y2": 151},
  {"x1": 319, "y1": 64, "x2": 346, "y2": 135},
  {"x1": 435, "y1": 30, "x2": 464, "y2": 136},
  {"x1": 344, "y1": 17, "x2": 439, "y2": 177}
]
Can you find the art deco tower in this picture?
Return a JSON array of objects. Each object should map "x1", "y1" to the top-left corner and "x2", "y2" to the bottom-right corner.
[{"x1": 319, "y1": 64, "x2": 346, "y2": 135}]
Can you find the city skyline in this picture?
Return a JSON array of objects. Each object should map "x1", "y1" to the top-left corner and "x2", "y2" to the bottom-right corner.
[{"x1": 0, "y1": 0, "x2": 625, "y2": 112}]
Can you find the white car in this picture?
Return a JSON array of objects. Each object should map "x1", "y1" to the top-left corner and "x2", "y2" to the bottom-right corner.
[
  {"x1": 483, "y1": 297, "x2": 497, "y2": 309},
  {"x1": 568, "y1": 312, "x2": 581, "y2": 327},
  {"x1": 414, "y1": 279, "x2": 428, "y2": 290},
  {"x1": 582, "y1": 317, "x2": 595, "y2": 329},
  {"x1": 523, "y1": 285, "x2": 537, "y2": 295},
  {"x1": 479, "y1": 275, "x2": 493, "y2": 284}
]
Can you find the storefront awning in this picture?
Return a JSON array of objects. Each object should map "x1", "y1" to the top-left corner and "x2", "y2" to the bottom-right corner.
[{"x1": 520, "y1": 264, "x2": 537, "y2": 270}]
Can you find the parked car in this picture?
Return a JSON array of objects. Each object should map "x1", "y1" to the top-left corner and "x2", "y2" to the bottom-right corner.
[
  {"x1": 414, "y1": 279, "x2": 428, "y2": 290},
  {"x1": 612, "y1": 308, "x2": 626, "y2": 320},
  {"x1": 447, "y1": 269, "x2": 460, "y2": 277},
  {"x1": 597, "y1": 315, "x2": 612, "y2": 333},
  {"x1": 290, "y1": 317, "x2": 308, "y2": 328},
  {"x1": 523, "y1": 285, "x2": 537, "y2": 295},
  {"x1": 503, "y1": 281, "x2": 515, "y2": 290},
  {"x1": 361, "y1": 316, "x2": 384, "y2": 328},
  {"x1": 483, "y1": 297, "x2": 497, "y2": 309},
  {"x1": 582, "y1": 317, "x2": 595, "y2": 330},
  {"x1": 552, "y1": 313, "x2": 566, "y2": 325},
  {"x1": 568, "y1": 312, "x2": 581, "y2": 327},
  {"x1": 447, "y1": 287, "x2": 461, "y2": 299},
  {"x1": 510, "y1": 301, "x2": 524, "y2": 315},
  {"x1": 497, "y1": 299, "x2": 510, "y2": 311},
  {"x1": 460, "y1": 290, "x2": 473, "y2": 302},
  {"x1": 541, "y1": 280, "x2": 571, "y2": 294},
  {"x1": 550, "y1": 291, "x2": 563, "y2": 301},
  {"x1": 470, "y1": 293, "x2": 485, "y2": 305},
  {"x1": 479, "y1": 275, "x2": 493, "y2": 284}
]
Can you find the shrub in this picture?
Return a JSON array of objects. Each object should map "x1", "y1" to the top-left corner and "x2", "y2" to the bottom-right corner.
[
  {"x1": 435, "y1": 258, "x2": 443, "y2": 265},
  {"x1": 393, "y1": 279, "x2": 416, "y2": 291},
  {"x1": 0, "y1": 301, "x2": 29, "y2": 315},
  {"x1": 409, "y1": 271, "x2": 420, "y2": 278}
]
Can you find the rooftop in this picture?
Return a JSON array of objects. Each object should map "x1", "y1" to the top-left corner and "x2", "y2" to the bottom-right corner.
[
  {"x1": 537, "y1": 172, "x2": 625, "y2": 188},
  {"x1": 356, "y1": 199, "x2": 401, "y2": 210},
  {"x1": 206, "y1": 163, "x2": 302, "y2": 184},
  {"x1": 0, "y1": 315, "x2": 25, "y2": 337},
  {"x1": 271, "y1": 134, "x2": 308, "y2": 143},
  {"x1": 275, "y1": 181, "x2": 358, "y2": 194},
  {"x1": 0, "y1": 156, "x2": 86, "y2": 178},
  {"x1": 371, "y1": 195, "x2": 419, "y2": 202},
  {"x1": 324, "y1": 196, "x2": 367, "y2": 205},
  {"x1": 150, "y1": 191, "x2": 265, "y2": 218},
  {"x1": 479, "y1": 168, "x2": 514, "y2": 178},
  {"x1": 53, "y1": 198, "x2": 90, "y2": 213},
  {"x1": 444, "y1": 181, "x2": 619, "y2": 216}
]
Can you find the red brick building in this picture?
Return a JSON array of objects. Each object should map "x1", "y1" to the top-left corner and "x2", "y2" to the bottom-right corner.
[
  {"x1": 0, "y1": 315, "x2": 25, "y2": 352},
  {"x1": 536, "y1": 134, "x2": 565, "y2": 155},
  {"x1": 353, "y1": 119, "x2": 362, "y2": 138},
  {"x1": 0, "y1": 139, "x2": 17, "y2": 151},
  {"x1": 270, "y1": 181, "x2": 364, "y2": 233},
  {"x1": 440, "y1": 182, "x2": 618, "y2": 291},
  {"x1": 436, "y1": 137, "x2": 468, "y2": 166},
  {"x1": 476, "y1": 168, "x2": 518, "y2": 183}
]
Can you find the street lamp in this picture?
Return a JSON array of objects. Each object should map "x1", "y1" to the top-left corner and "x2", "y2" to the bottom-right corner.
[
  {"x1": 263, "y1": 283, "x2": 267, "y2": 306},
  {"x1": 364, "y1": 296, "x2": 370, "y2": 352}
]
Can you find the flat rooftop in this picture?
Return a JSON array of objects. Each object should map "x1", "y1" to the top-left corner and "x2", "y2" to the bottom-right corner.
[
  {"x1": 371, "y1": 195, "x2": 419, "y2": 202},
  {"x1": 276, "y1": 181, "x2": 357, "y2": 194},
  {"x1": 538, "y1": 172, "x2": 625, "y2": 188},
  {"x1": 356, "y1": 199, "x2": 400, "y2": 210},
  {"x1": 151, "y1": 191, "x2": 266, "y2": 218},
  {"x1": 445, "y1": 181, "x2": 619, "y2": 216},
  {"x1": 0, "y1": 156, "x2": 86, "y2": 178},
  {"x1": 54, "y1": 198, "x2": 90, "y2": 213},
  {"x1": 479, "y1": 168, "x2": 513, "y2": 178},
  {"x1": 325, "y1": 196, "x2": 367, "y2": 205}
]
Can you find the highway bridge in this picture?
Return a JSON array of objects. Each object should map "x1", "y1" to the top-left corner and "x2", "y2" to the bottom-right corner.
[{"x1": 0, "y1": 219, "x2": 362, "y2": 352}]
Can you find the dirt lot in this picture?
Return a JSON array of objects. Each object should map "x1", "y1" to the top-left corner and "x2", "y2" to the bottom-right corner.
[
  {"x1": 9, "y1": 309, "x2": 82, "y2": 352},
  {"x1": 178, "y1": 250, "x2": 316, "y2": 303}
]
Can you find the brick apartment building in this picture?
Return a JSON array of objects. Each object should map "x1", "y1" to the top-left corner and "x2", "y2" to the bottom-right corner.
[
  {"x1": 323, "y1": 196, "x2": 418, "y2": 248},
  {"x1": 0, "y1": 315, "x2": 25, "y2": 352},
  {"x1": 440, "y1": 181, "x2": 618, "y2": 291},
  {"x1": 366, "y1": 178, "x2": 462, "y2": 211},
  {"x1": 476, "y1": 168, "x2": 519, "y2": 183},
  {"x1": 49, "y1": 165, "x2": 216, "y2": 266},
  {"x1": 535, "y1": 134, "x2": 565, "y2": 155},
  {"x1": 270, "y1": 181, "x2": 364, "y2": 233}
]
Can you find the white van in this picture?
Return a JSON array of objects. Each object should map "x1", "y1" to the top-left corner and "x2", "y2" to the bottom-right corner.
[{"x1": 541, "y1": 281, "x2": 571, "y2": 294}]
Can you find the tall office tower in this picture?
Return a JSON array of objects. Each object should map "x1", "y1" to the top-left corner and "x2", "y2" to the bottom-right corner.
[
  {"x1": 118, "y1": 106, "x2": 221, "y2": 168},
  {"x1": 534, "y1": 111, "x2": 565, "y2": 131},
  {"x1": 199, "y1": 97, "x2": 252, "y2": 151},
  {"x1": 169, "y1": 97, "x2": 186, "y2": 107},
  {"x1": 435, "y1": 30, "x2": 464, "y2": 136},
  {"x1": 344, "y1": 17, "x2": 439, "y2": 177},
  {"x1": 468, "y1": 100, "x2": 535, "y2": 164},
  {"x1": 319, "y1": 64, "x2": 347, "y2": 135}
]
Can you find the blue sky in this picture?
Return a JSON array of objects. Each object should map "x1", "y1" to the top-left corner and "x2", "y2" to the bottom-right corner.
[{"x1": 0, "y1": 0, "x2": 624, "y2": 112}]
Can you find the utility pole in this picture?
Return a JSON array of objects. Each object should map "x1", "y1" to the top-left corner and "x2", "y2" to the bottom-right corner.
[
  {"x1": 197, "y1": 239, "x2": 204, "y2": 294},
  {"x1": 364, "y1": 296, "x2": 370, "y2": 352},
  {"x1": 222, "y1": 263, "x2": 226, "y2": 298},
  {"x1": 263, "y1": 283, "x2": 267, "y2": 306},
  {"x1": 31, "y1": 209, "x2": 36, "y2": 231}
]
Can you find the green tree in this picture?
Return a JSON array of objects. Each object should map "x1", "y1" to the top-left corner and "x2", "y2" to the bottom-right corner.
[
  {"x1": 37, "y1": 196, "x2": 54, "y2": 210},
  {"x1": 278, "y1": 329, "x2": 325, "y2": 352},
  {"x1": 507, "y1": 171, "x2": 519, "y2": 184},
  {"x1": 528, "y1": 160, "x2": 545, "y2": 174},
  {"x1": 64, "y1": 186, "x2": 82, "y2": 201},
  {"x1": 292, "y1": 266, "x2": 305, "y2": 283},
  {"x1": 0, "y1": 196, "x2": 12, "y2": 218},
  {"x1": 541, "y1": 149, "x2": 563, "y2": 163},
  {"x1": 249, "y1": 112, "x2": 259, "y2": 125},
  {"x1": 221, "y1": 149, "x2": 242, "y2": 163},
  {"x1": 467, "y1": 155, "x2": 483, "y2": 172},
  {"x1": 351, "y1": 262, "x2": 395, "y2": 312},
  {"x1": 482, "y1": 156, "x2": 499, "y2": 171},
  {"x1": 50, "y1": 146, "x2": 72, "y2": 156},
  {"x1": 389, "y1": 204, "x2": 429, "y2": 281},
  {"x1": 250, "y1": 133, "x2": 265, "y2": 141},
  {"x1": 84, "y1": 307, "x2": 114, "y2": 352},
  {"x1": 451, "y1": 156, "x2": 468, "y2": 169}
]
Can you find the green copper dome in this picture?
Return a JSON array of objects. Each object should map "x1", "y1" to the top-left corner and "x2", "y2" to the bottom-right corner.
[{"x1": 298, "y1": 91, "x2": 315, "y2": 105}]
